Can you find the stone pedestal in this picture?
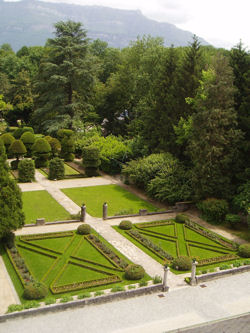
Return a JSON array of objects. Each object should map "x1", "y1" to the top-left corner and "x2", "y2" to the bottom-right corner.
[
  {"x1": 162, "y1": 266, "x2": 170, "y2": 292},
  {"x1": 139, "y1": 209, "x2": 148, "y2": 216},
  {"x1": 103, "y1": 202, "x2": 108, "y2": 220},
  {"x1": 191, "y1": 260, "x2": 198, "y2": 286},
  {"x1": 80, "y1": 204, "x2": 86, "y2": 222},
  {"x1": 36, "y1": 218, "x2": 45, "y2": 226}
]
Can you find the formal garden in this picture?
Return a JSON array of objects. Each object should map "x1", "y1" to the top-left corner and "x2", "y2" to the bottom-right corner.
[
  {"x1": 1, "y1": 225, "x2": 151, "y2": 307},
  {"x1": 114, "y1": 215, "x2": 250, "y2": 274}
]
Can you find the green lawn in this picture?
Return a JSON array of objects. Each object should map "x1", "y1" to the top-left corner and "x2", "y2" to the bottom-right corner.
[
  {"x1": 113, "y1": 220, "x2": 240, "y2": 273},
  {"x1": 64, "y1": 163, "x2": 80, "y2": 176},
  {"x1": 2, "y1": 230, "x2": 151, "y2": 303},
  {"x1": 22, "y1": 190, "x2": 70, "y2": 224},
  {"x1": 62, "y1": 184, "x2": 157, "y2": 217}
]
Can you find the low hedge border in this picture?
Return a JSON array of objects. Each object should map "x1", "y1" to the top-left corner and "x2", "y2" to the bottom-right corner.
[
  {"x1": 136, "y1": 227, "x2": 177, "y2": 240},
  {"x1": 70, "y1": 256, "x2": 123, "y2": 272},
  {"x1": 20, "y1": 231, "x2": 74, "y2": 241},
  {"x1": 184, "y1": 221, "x2": 236, "y2": 250},
  {"x1": 17, "y1": 244, "x2": 57, "y2": 260},
  {"x1": 50, "y1": 260, "x2": 121, "y2": 294},
  {"x1": 6, "y1": 246, "x2": 28, "y2": 287},
  {"x1": 197, "y1": 254, "x2": 240, "y2": 266},
  {"x1": 184, "y1": 236, "x2": 235, "y2": 252},
  {"x1": 41, "y1": 258, "x2": 60, "y2": 283},
  {"x1": 127, "y1": 230, "x2": 173, "y2": 262},
  {"x1": 136, "y1": 220, "x2": 174, "y2": 229},
  {"x1": 85, "y1": 235, "x2": 127, "y2": 270},
  {"x1": 19, "y1": 239, "x2": 62, "y2": 255},
  {"x1": 188, "y1": 243, "x2": 229, "y2": 256}
]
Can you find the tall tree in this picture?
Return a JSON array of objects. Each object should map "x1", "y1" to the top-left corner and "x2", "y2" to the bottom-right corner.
[
  {"x1": 33, "y1": 21, "x2": 96, "y2": 133},
  {"x1": 188, "y1": 55, "x2": 242, "y2": 200}
]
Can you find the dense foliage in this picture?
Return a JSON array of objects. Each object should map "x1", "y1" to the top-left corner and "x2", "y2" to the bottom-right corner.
[
  {"x1": 48, "y1": 157, "x2": 65, "y2": 180},
  {"x1": 172, "y1": 256, "x2": 192, "y2": 271},
  {"x1": 125, "y1": 264, "x2": 145, "y2": 280},
  {"x1": 18, "y1": 159, "x2": 35, "y2": 182},
  {"x1": 77, "y1": 224, "x2": 91, "y2": 235}
]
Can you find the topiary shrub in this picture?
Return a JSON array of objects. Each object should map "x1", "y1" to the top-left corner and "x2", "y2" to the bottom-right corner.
[
  {"x1": 125, "y1": 264, "x2": 145, "y2": 280},
  {"x1": 9, "y1": 140, "x2": 27, "y2": 167},
  {"x1": 10, "y1": 160, "x2": 19, "y2": 170},
  {"x1": 0, "y1": 133, "x2": 15, "y2": 158},
  {"x1": 23, "y1": 281, "x2": 48, "y2": 300},
  {"x1": 119, "y1": 220, "x2": 133, "y2": 230},
  {"x1": 18, "y1": 159, "x2": 35, "y2": 183},
  {"x1": 45, "y1": 136, "x2": 61, "y2": 157},
  {"x1": 48, "y1": 157, "x2": 65, "y2": 180},
  {"x1": 238, "y1": 244, "x2": 250, "y2": 258},
  {"x1": 32, "y1": 138, "x2": 51, "y2": 168},
  {"x1": 77, "y1": 224, "x2": 91, "y2": 235},
  {"x1": 13, "y1": 127, "x2": 34, "y2": 139},
  {"x1": 197, "y1": 198, "x2": 229, "y2": 224},
  {"x1": 57, "y1": 129, "x2": 75, "y2": 161},
  {"x1": 20, "y1": 131, "x2": 35, "y2": 157},
  {"x1": 0, "y1": 139, "x2": 7, "y2": 163},
  {"x1": 82, "y1": 146, "x2": 101, "y2": 177},
  {"x1": 225, "y1": 214, "x2": 241, "y2": 229},
  {"x1": 175, "y1": 214, "x2": 190, "y2": 223},
  {"x1": 172, "y1": 256, "x2": 192, "y2": 271}
]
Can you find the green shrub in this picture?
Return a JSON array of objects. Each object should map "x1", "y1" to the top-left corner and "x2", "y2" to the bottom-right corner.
[
  {"x1": 23, "y1": 301, "x2": 40, "y2": 309},
  {"x1": 7, "y1": 304, "x2": 24, "y2": 313},
  {"x1": 45, "y1": 136, "x2": 61, "y2": 157},
  {"x1": 233, "y1": 261, "x2": 242, "y2": 268},
  {"x1": 20, "y1": 131, "x2": 35, "y2": 157},
  {"x1": 32, "y1": 138, "x2": 51, "y2": 168},
  {"x1": 225, "y1": 214, "x2": 241, "y2": 229},
  {"x1": 201, "y1": 269, "x2": 208, "y2": 274},
  {"x1": 219, "y1": 264, "x2": 231, "y2": 270},
  {"x1": 82, "y1": 146, "x2": 101, "y2": 177},
  {"x1": 119, "y1": 220, "x2": 133, "y2": 230},
  {"x1": 58, "y1": 129, "x2": 75, "y2": 161},
  {"x1": 10, "y1": 159, "x2": 19, "y2": 170},
  {"x1": 77, "y1": 224, "x2": 91, "y2": 235},
  {"x1": 111, "y1": 286, "x2": 125, "y2": 292},
  {"x1": 128, "y1": 285, "x2": 136, "y2": 289},
  {"x1": 48, "y1": 157, "x2": 65, "y2": 180},
  {"x1": 153, "y1": 275, "x2": 162, "y2": 284},
  {"x1": 172, "y1": 256, "x2": 192, "y2": 271},
  {"x1": 13, "y1": 127, "x2": 34, "y2": 139},
  {"x1": 9, "y1": 139, "x2": 27, "y2": 161},
  {"x1": 60, "y1": 296, "x2": 73, "y2": 303},
  {"x1": 139, "y1": 281, "x2": 147, "y2": 287},
  {"x1": 0, "y1": 139, "x2": 7, "y2": 162},
  {"x1": 175, "y1": 214, "x2": 190, "y2": 223},
  {"x1": 2, "y1": 232, "x2": 15, "y2": 249},
  {"x1": 0, "y1": 133, "x2": 15, "y2": 157},
  {"x1": 125, "y1": 264, "x2": 145, "y2": 280},
  {"x1": 18, "y1": 159, "x2": 35, "y2": 182},
  {"x1": 238, "y1": 244, "x2": 250, "y2": 258},
  {"x1": 77, "y1": 292, "x2": 91, "y2": 299},
  {"x1": 44, "y1": 297, "x2": 56, "y2": 305},
  {"x1": 94, "y1": 291, "x2": 104, "y2": 296},
  {"x1": 244, "y1": 259, "x2": 250, "y2": 265},
  {"x1": 23, "y1": 282, "x2": 48, "y2": 300},
  {"x1": 197, "y1": 198, "x2": 229, "y2": 224}
]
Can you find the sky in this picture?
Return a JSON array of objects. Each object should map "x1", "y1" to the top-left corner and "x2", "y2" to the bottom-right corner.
[{"x1": 40, "y1": 0, "x2": 250, "y2": 49}]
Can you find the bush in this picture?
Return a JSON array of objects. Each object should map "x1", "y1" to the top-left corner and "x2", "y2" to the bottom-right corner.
[
  {"x1": 20, "y1": 131, "x2": 35, "y2": 157},
  {"x1": 197, "y1": 198, "x2": 229, "y2": 224},
  {"x1": 2, "y1": 232, "x2": 15, "y2": 249},
  {"x1": 153, "y1": 275, "x2": 162, "y2": 284},
  {"x1": 233, "y1": 261, "x2": 242, "y2": 268},
  {"x1": 23, "y1": 282, "x2": 48, "y2": 300},
  {"x1": 48, "y1": 158, "x2": 65, "y2": 180},
  {"x1": 119, "y1": 220, "x2": 133, "y2": 230},
  {"x1": 32, "y1": 138, "x2": 51, "y2": 168},
  {"x1": 82, "y1": 146, "x2": 101, "y2": 177},
  {"x1": 77, "y1": 224, "x2": 91, "y2": 235},
  {"x1": 9, "y1": 139, "x2": 27, "y2": 161},
  {"x1": 44, "y1": 297, "x2": 56, "y2": 305},
  {"x1": 125, "y1": 264, "x2": 145, "y2": 280},
  {"x1": 60, "y1": 296, "x2": 73, "y2": 303},
  {"x1": 225, "y1": 214, "x2": 241, "y2": 229},
  {"x1": 238, "y1": 244, "x2": 250, "y2": 258},
  {"x1": 0, "y1": 139, "x2": 7, "y2": 162},
  {"x1": 10, "y1": 159, "x2": 19, "y2": 170},
  {"x1": 58, "y1": 129, "x2": 75, "y2": 161},
  {"x1": 172, "y1": 256, "x2": 192, "y2": 271},
  {"x1": 94, "y1": 291, "x2": 104, "y2": 296},
  {"x1": 18, "y1": 159, "x2": 35, "y2": 182},
  {"x1": 111, "y1": 286, "x2": 125, "y2": 292},
  {"x1": 45, "y1": 136, "x2": 61, "y2": 157},
  {"x1": 7, "y1": 304, "x2": 24, "y2": 313},
  {"x1": 0, "y1": 133, "x2": 15, "y2": 157},
  {"x1": 13, "y1": 127, "x2": 34, "y2": 139},
  {"x1": 77, "y1": 292, "x2": 91, "y2": 299},
  {"x1": 219, "y1": 264, "x2": 231, "y2": 270},
  {"x1": 175, "y1": 214, "x2": 190, "y2": 223}
]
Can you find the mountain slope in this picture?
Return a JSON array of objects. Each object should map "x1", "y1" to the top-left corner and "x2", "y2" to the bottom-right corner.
[{"x1": 0, "y1": 0, "x2": 209, "y2": 51}]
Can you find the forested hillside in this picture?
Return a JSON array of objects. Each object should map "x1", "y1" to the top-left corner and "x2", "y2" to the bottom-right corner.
[
  {"x1": 0, "y1": 20, "x2": 249, "y2": 231},
  {"x1": 0, "y1": 0, "x2": 208, "y2": 51}
]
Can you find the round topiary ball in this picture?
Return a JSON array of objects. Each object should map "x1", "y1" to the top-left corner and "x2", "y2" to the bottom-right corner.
[
  {"x1": 172, "y1": 256, "x2": 192, "y2": 271},
  {"x1": 23, "y1": 282, "x2": 48, "y2": 300},
  {"x1": 119, "y1": 220, "x2": 133, "y2": 230},
  {"x1": 125, "y1": 264, "x2": 145, "y2": 280},
  {"x1": 238, "y1": 244, "x2": 250, "y2": 258},
  {"x1": 77, "y1": 224, "x2": 91, "y2": 235},
  {"x1": 175, "y1": 214, "x2": 190, "y2": 223}
]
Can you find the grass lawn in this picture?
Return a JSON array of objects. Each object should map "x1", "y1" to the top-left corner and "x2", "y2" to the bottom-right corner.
[
  {"x1": 113, "y1": 219, "x2": 241, "y2": 273},
  {"x1": 2, "y1": 229, "x2": 151, "y2": 304},
  {"x1": 62, "y1": 184, "x2": 158, "y2": 217},
  {"x1": 64, "y1": 163, "x2": 80, "y2": 176},
  {"x1": 22, "y1": 190, "x2": 70, "y2": 224}
]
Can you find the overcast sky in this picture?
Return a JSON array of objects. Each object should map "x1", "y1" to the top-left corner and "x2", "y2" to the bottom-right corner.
[{"x1": 42, "y1": 0, "x2": 250, "y2": 49}]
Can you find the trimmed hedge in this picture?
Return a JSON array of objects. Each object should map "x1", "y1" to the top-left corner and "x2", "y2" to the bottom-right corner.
[
  {"x1": 238, "y1": 244, "x2": 250, "y2": 258},
  {"x1": 172, "y1": 256, "x2": 192, "y2": 271},
  {"x1": 48, "y1": 157, "x2": 65, "y2": 180},
  {"x1": 175, "y1": 214, "x2": 190, "y2": 223},
  {"x1": 32, "y1": 138, "x2": 51, "y2": 168},
  {"x1": 225, "y1": 214, "x2": 241, "y2": 229},
  {"x1": 197, "y1": 254, "x2": 240, "y2": 266},
  {"x1": 125, "y1": 264, "x2": 145, "y2": 280},
  {"x1": 119, "y1": 220, "x2": 133, "y2": 230},
  {"x1": 18, "y1": 159, "x2": 35, "y2": 183},
  {"x1": 23, "y1": 282, "x2": 48, "y2": 300},
  {"x1": 82, "y1": 146, "x2": 101, "y2": 177},
  {"x1": 77, "y1": 224, "x2": 91, "y2": 235}
]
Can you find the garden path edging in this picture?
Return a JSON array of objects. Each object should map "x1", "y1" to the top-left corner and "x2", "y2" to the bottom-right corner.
[{"x1": 0, "y1": 284, "x2": 162, "y2": 323}]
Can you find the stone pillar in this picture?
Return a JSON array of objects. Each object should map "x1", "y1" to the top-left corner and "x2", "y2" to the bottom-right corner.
[
  {"x1": 162, "y1": 265, "x2": 170, "y2": 292},
  {"x1": 80, "y1": 204, "x2": 86, "y2": 222},
  {"x1": 36, "y1": 218, "x2": 45, "y2": 226},
  {"x1": 191, "y1": 259, "x2": 198, "y2": 286},
  {"x1": 103, "y1": 202, "x2": 108, "y2": 220}
]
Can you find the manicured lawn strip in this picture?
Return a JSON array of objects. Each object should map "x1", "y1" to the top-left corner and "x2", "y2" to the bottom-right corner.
[
  {"x1": 62, "y1": 184, "x2": 157, "y2": 217},
  {"x1": 64, "y1": 163, "x2": 80, "y2": 176},
  {"x1": 22, "y1": 190, "x2": 70, "y2": 224},
  {"x1": 28, "y1": 237, "x2": 73, "y2": 254},
  {"x1": 184, "y1": 227, "x2": 229, "y2": 249},
  {"x1": 175, "y1": 223, "x2": 188, "y2": 256},
  {"x1": 37, "y1": 169, "x2": 47, "y2": 177},
  {"x1": 137, "y1": 224, "x2": 177, "y2": 238},
  {"x1": 188, "y1": 244, "x2": 228, "y2": 260}
]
